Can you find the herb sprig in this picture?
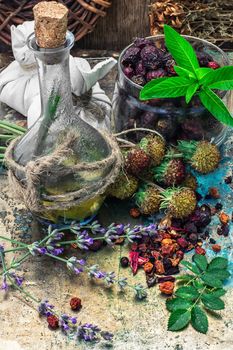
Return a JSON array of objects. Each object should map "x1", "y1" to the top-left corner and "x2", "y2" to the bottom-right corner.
[
  {"x1": 140, "y1": 25, "x2": 233, "y2": 127},
  {"x1": 166, "y1": 254, "x2": 230, "y2": 334}
]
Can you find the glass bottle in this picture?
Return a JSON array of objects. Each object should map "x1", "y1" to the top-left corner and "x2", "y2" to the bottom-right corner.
[{"x1": 14, "y1": 31, "x2": 111, "y2": 223}]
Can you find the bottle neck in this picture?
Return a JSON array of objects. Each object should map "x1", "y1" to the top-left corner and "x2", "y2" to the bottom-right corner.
[{"x1": 28, "y1": 32, "x2": 74, "y2": 121}]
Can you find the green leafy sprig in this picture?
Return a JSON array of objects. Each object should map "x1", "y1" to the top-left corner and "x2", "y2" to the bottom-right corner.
[
  {"x1": 140, "y1": 25, "x2": 233, "y2": 127},
  {"x1": 166, "y1": 254, "x2": 230, "y2": 334}
]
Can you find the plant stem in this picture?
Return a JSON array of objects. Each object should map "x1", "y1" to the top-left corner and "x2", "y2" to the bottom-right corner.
[
  {"x1": 0, "y1": 134, "x2": 15, "y2": 140},
  {"x1": 0, "y1": 252, "x2": 7, "y2": 273},
  {"x1": 0, "y1": 252, "x2": 31, "y2": 276},
  {"x1": 45, "y1": 253, "x2": 68, "y2": 264},
  {"x1": 0, "y1": 122, "x2": 24, "y2": 135},
  {"x1": 0, "y1": 236, "x2": 28, "y2": 247},
  {"x1": 0, "y1": 147, "x2": 6, "y2": 151},
  {"x1": 4, "y1": 247, "x2": 28, "y2": 253},
  {"x1": 7, "y1": 275, "x2": 40, "y2": 303}
]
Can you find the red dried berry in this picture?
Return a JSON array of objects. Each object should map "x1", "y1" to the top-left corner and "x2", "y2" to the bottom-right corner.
[
  {"x1": 212, "y1": 244, "x2": 221, "y2": 253},
  {"x1": 47, "y1": 315, "x2": 59, "y2": 330},
  {"x1": 120, "y1": 257, "x2": 129, "y2": 268},
  {"x1": 70, "y1": 297, "x2": 82, "y2": 311},
  {"x1": 208, "y1": 61, "x2": 220, "y2": 69},
  {"x1": 146, "y1": 68, "x2": 166, "y2": 82},
  {"x1": 195, "y1": 246, "x2": 206, "y2": 255},
  {"x1": 130, "y1": 208, "x2": 141, "y2": 218}
]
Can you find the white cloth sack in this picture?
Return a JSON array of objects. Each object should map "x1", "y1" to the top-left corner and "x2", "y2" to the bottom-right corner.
[{"x1": 0, "y1": 21, "x2": 116, "y2": 129}]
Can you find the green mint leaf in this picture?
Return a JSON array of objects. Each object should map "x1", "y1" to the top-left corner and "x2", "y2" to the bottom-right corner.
[
  {"x1": 191, "y1": 306, "x2": 208, "y2": 334},
  {"x1": 207, "y1": 257, "x2": 228, "y2": 271},
  {"x1": 195, "y1": 67, "x2": 213, "y2": 80},
  {"x1": 201, "y1": 295, "x2": 225, "y2": 310},
  {"x1": 201, "y1": 273, "x2": 223, "y2": 288},
  {"x1": 192, "y1": 280, "x2": 205, "y2": 290},
  {"x1": 175, "y1": 286, "x2": 199, "y2": 300},
  {"x1": 193, "y1": 254, "x2": 208, "y2": 271},
  {"x1": 186, "y1": 82, "x2": 199, "y2": 104},
  {"x1": 204, "y1": 269, "x2": 230, "y2": 281},
  {"x1": 181, "y1": 260, "x2": 201, "y2": 275},
  {"x1": 200, "y1": 66, "x2": 233, "y2": 90},
  {"x1": 168, "y1": 309, "x2": 191, "y2": 331},
  {"x1": 199, "y1": 87, "x2": 233, "y2": 127},
  {"x1": 164, "y1": 25, "x2": 199, "y2": 74},
  {"x1": 140, "y1": 77, "x2": 192, "y2": 100},
  {"x1": 176, "y1": 274, "x2": 194, "y2": 282},
  {"x1": 206, "y1": 289, "x2": 226, "y2": 298},
  {"x1": 174, "y1": 66, "x2": 196, "y2": 79},
  {"x1": 166, "y1": 298, "x2": 193, "y2": 312}
]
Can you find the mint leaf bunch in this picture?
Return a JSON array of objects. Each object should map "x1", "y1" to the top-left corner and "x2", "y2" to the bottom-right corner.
[
  {"x1": 166, "y1": 255, "x2": 230, "y2": 334},
  {"x1": 140, "y1": 25, "x2": 233, "y2": 127}
]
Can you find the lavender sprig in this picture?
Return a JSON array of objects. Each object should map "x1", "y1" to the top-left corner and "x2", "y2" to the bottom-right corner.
[
  {"x1": 77, "y1": 323, "x2": 101, "y2": 342},
  {"x1": 67, "y1": 257, "x2": 86, "y2": 275},
  {"x1": 87, "y1": 265, "x2": 106, "y2": 279},
  {"x1": 118, "y1": 277, "x2": 128, "y2": 291},
  {"x1": 38, "y1": 300, "x2": 54, "y2": 317},
  {"x1": 59, "y1": 314, "x2": 77, "y2": 334}
]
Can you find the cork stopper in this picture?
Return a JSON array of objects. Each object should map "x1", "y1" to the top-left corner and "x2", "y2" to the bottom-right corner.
[{"x1": 33, "y1": 1, "x2": 68, "y2": 48}]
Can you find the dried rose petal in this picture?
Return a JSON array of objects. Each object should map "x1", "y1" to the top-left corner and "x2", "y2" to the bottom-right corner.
[
  {"x1": 177, "y1": 237, "x2": 189, "y2": 249},
  {"x1": 138, "y1": 256, "x2": 149, "y2": 266},
  {"x1": 155, "y1": 260, "x2": 165, "y2": 275},
  {"x1": 129, "y1": 251, "x2": 139, "y2": 275}
]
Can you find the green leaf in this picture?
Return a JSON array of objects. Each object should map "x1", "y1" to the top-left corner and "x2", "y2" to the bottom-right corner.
[
  {"x1": 195, "y1": 67, "x2": 213, "y2": 80},
  {"x1": 199, "y1": 87, "x2": 233, "y2": 127},
  {"x1": 204, "y1": 269, "x2": 230, "y2": 281},
  {"x1": 181, "y1": 260, "x2": 201, "y2": 275},
  {"x1": 140, "y1": 76, "x2": 192, "y2": 100},
  {"x1": 139, "y1": 77, "x2": 168, "y2": 100},
  {"x1": 207, "y1": 257, "x2": 228, "y2": 271},
  {"x1": 207, "y1": 288, "x2": 226, "y2": 298},
  {"x1": 201, "y1": 273, "x2": 223, "y2": 288},
  {"x1": 193, "y1": 254, "x2": 208, "y2": 272},
  {"x1": 166, "y1": 298, "x2": 193, "y2": 312},
  {"x1": 200, "y1": 66, "x2": 233, "y2": 90},
  {"x1": 192, "y1": 280, "x2": 205, "y2": 290},
  {"x1": 174, "y1": 66, "x2": 196, "y2": 79},
  {"x1": 168, "y1": 309, "x2": 191, "y2": 331},
  {"x1": 201, "y1": 295, "x2": 225, "y2": 310},
  {"x1": 191, "y1": 306, "x2": 208, "y2": 334},
  {"x1": 175, "y1": 286, "x2": 199, "y2": 300},
  {"x1": 186, "y1": 82, "x2": 199, "y2": 104},
  {"x1": 176, "y1": 274, "x2": 194, "y2": 282},
  {"x1": 164, "y1": 25, "x2": 199, "y2": 74}
]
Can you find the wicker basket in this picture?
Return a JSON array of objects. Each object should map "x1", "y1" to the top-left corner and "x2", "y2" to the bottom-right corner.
[{"x1": 0, "y1": 0, "x2": 111, "y2": 46}]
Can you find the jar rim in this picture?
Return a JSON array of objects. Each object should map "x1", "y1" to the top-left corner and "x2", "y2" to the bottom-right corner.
[
  {"x1": 118, "y1": 34, "x2": 230, "y2": 90},
  {"x1": 27, "y1": 31, "x2": 74, "y2": 54}
]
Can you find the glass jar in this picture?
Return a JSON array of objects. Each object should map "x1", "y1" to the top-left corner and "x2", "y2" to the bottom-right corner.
[
  {"x1": 112, "y1": 35, "x2": 232, "y2": 145},
  {"x1": 13, "y1": 31, "x2": 112, "y2": 224}
]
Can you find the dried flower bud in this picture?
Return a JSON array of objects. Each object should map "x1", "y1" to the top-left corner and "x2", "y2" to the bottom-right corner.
[
  {"x1": 177, "y1": 237, "x2": 189, "y2": 249},
  {"x1": 70, "y1": 297, "x2": 82, "y2": 311},
  {"x1": 169, "y1": 258, "x2": 180, "y2": 267},
  {"x1": 47, "y1": 315, "x2": 59, "y2": 330},
  {"x1": 176, "y1": 250, "x2": 184, "y2": 260},
  {"x1": 159, "y1": 281, "x2": 175, "y2": 295},
  {"x1": 161, "y1": 244, "x2": 176, "y2": 257},
  {"x1": 144, "y1": 262, "x2": 154, "y2": 274},
  {"x1": 161, "y1": 238, "x2": 173, "y2": 245},
  {"x1": 209, "y1": 187, "x2": 220, "y2": 199}
]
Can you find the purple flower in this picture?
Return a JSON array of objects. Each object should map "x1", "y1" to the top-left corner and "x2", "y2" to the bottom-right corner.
[
  {"x1": 1, "y1": 276, "x2": 8, "y2": 291},
  {"x1": 90, "y1": 221, "x2": 105, "y2": 235},
  {"x1": 88, "y1": 265, "x2": 106, "y2": 279},
  {"x1": 29, "y1": 242, "x2": 47, "y2": 256},
  {"x1": 47, "y1": 246, "x2": 64, "y2": 256},
  {"x1": 75, "y1": 231, "x2": 94, "y2": 250},
  {"x1": 67, "y1": 257, "x2": 86, "y2": 275},
  {"x1": 0, "y1": 244, "x2": 4, "y2": 253},
  {"x1": 77, "y1": 323, "x2": 101, "y2": 342},
  {"x1": 10, "y1": 273, "x2": 24, "y2": 287},
  {"x1": 59, "y1": 314, "x2": 77, "y2": 333},
  {"x1": 38, "y1": 300, "x2": 54, "y2": 317},
  {"x1": 116, "y1": 224, "x2": 125, "y2": 235}
]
